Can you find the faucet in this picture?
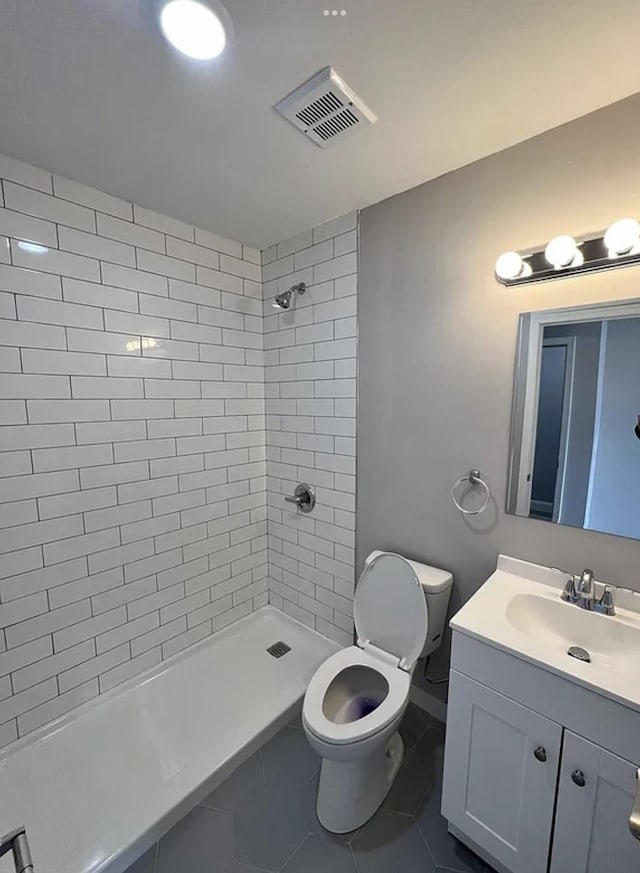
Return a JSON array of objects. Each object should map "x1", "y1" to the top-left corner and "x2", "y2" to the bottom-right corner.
[
  {"x1": 576, "y1": 568, "x2": 595, "y2": 610},
  {"x1": 559, "y1": 568, "x2": 615, "y2": 616}
]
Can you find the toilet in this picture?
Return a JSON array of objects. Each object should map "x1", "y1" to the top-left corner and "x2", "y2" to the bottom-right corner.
[{"x1": 302, "y1": 550, "x2": 452, "y2": 833}]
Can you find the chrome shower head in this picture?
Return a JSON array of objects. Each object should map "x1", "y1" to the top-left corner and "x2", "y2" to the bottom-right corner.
[{"x1": 272, "y1": 282, "x2": 306, "y2": 311}]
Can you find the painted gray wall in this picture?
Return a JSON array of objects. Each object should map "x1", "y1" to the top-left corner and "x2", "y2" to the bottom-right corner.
[
  {"x1": 587, "y1": 317, "x2": 640, "y2": 539},
  {"x1": 357, "y1": 92, "x2": 640, "y2": 688}
]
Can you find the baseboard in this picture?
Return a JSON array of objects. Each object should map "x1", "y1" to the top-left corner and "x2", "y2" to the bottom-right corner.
[{"x1": 409, "y1": 684, "x2": 447, "y2": 724}]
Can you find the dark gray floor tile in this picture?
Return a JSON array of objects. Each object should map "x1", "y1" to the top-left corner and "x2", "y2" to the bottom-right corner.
[
  {"x1": 352, "y1": 809, "x2": 436, "y2": 873},
  {"x1": 200, "y1": 750, "x2": 264, "y2": 811},
  {"x1": 234, "y1": 780, "x2": 308, "y2": 871},
  {"x1": 415, "y1": 726, "x2": 446, "y2": 788},
  {"x1": 416, "y1": 787, "x2": 485, "y2": 873},
  {"x1": 225, "y1": 863, "x2": 271, "y2": 873},
  {"x1": 262, "y1": 724, "x2": 320, "y2": 790},
  {"x1": 399, "y1": 704, "x2": 443, "y2": 750},
  {"x1": 383, "y1": 748, "x2": 433, "y2": 815},
  {"x1": 299, "y1": 772, "x2": 358, "y2": 844},
  {"x1": 156, "y1": 805, "x2": 234, "y2": 873},
  {"x1": 125, "y1": 846, "x2": 156, "y2": 873},
  {"x1": 281, "y1": 835, "x2": 358, "y2": 873}
]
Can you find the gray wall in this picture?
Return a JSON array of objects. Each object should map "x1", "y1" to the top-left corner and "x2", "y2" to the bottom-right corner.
[
  {"x1": 586, "y1": 317, "x2": 640, "y2": 539},
  {"x1": 357, "y1": 92, "x2": 640, "y2": 688}
]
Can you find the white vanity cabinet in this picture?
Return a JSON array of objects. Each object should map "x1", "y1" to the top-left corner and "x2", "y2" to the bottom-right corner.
[
  {"x1": 442, "y1": 632, "x2": 640, "y2": 873},
  {"x1": 442, "y1": 672, "x2": 561, "y2": 873}
]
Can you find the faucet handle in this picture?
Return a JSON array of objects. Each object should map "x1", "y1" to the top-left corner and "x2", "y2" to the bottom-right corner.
[
  {"x1": 597, "y1": 585, "x2": 616, "y2": 616},
  {"x1": 577, "y1": 568, "x2": 595, "y2": 596},
  {"x1": 561, "y1": 574, "x2": 577, "y2": 603}
]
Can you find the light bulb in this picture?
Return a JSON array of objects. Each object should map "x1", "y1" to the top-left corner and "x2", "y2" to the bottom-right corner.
[
  {"x1": 159, "y1": 0, "x2": 227, "y2": 60},
  {"x1": 495, "y1": 251, "x2": 526, "y2": 281},
  {"x1": 545, "y1": 235, "x2": 581, "y2": 269},
  {"x1": 604, "y1": 218, "x2": 640, "y2": 256}
]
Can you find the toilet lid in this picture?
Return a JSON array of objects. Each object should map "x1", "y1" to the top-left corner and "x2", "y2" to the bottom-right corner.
[{"x1": 354, "y1": 552, "x2": 428, "y2": 670}]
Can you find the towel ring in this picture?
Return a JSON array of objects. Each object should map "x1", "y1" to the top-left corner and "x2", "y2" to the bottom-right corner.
[{"x1": 451, "y1": 469, "x2": 491, "y2": 515}]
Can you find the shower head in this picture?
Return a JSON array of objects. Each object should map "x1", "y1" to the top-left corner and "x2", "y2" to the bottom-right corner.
[{"x1": 272, "y1": 282, "x2": 306, "y2": 310}]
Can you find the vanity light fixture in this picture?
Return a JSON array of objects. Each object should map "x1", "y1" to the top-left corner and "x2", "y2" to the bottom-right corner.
[
  {"x1": 158, "y1": 0, "x2": 230, "y2": 60},
  {"x1": 495, "y1": 216, "x2": 640, "y2": 286}
]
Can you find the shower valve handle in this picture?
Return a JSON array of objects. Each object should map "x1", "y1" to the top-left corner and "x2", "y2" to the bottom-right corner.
[{"x1": 284, "y1": 483, "x2": 316, "y2": 514}]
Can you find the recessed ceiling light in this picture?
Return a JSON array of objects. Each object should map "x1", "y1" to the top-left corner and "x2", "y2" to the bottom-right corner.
[{"x1": 158, "y1": 0, "x2": 228, "y2": 60}]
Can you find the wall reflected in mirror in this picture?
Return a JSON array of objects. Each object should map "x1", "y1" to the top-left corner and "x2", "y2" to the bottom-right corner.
[{"x1": 507, "y1": 300, "x2": 640, "y2": 541}]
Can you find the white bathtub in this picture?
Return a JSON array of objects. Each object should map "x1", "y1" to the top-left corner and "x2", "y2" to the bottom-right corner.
[{"x1": 0, "y1": 607, "x2": 338, "y2": 873}]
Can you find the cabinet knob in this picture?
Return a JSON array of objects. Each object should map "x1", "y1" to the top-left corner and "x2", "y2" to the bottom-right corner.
[
  {"x1": 571, "y1": 769, "x2": 586, "y2": 787},
  {"x1": 533, "y1": 746, "x2": 547, "y2": 762}
]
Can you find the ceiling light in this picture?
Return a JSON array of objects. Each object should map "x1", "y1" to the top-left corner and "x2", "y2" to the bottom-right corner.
[
  {"x1": 544, "y1": 235, "x2": 581, "y2": 269},
  {"x1": 159, "y1": 0, "x2": 227, "y2": 60},
  {"x1": 495, "y1": 251, "x2": 526, "y2": 281},
  {"x1": 604, "y1": 218, "x2": 640, "y2": 257}
]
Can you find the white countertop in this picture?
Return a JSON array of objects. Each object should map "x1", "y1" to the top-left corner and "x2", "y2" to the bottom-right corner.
[
  {"x1": 450, "y1": 555, "x2": 640, "y2": 715},
  {"x1": 0, "y1": 607, "x2": 338, "y2": 873}
]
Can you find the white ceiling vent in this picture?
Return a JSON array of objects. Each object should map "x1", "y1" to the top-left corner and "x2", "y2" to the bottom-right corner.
[{"x1": 274, "y1": 67, "x2": 377, "y2": 148}]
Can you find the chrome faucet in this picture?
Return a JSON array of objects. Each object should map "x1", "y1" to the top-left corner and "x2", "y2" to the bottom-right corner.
[
  {"x1": 576, "y1": 568, "x2": 595, "y2": 610},
  {"x1": 559, "y1": 568, "x2": 615, "y2": 616}
]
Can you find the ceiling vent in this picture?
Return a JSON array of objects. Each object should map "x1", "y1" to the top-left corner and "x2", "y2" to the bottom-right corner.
[{"x1": 274, "y1": 67, "x2": 377, "y2": 148}]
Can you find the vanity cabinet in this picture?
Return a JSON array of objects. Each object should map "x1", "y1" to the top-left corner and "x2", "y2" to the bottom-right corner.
[
  {"x1": 443, "y1": 660, "x2": 640, "y2": 873},
  {"x1": 550, "y1": 732, "x2": 640, "y2": 873},
  {"x1": 442, "y1": 672, "x2": 561, "y2": 873}
]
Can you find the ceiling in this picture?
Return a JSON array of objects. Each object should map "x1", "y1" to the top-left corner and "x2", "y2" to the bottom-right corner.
[{"x1": 1, "y1": 1, "x2": 640, "y2": 249}]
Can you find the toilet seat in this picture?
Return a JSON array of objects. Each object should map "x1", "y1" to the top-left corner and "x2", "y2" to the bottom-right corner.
[{"x1": 303, "y1": 645, "x2": 411, "y2": 745}]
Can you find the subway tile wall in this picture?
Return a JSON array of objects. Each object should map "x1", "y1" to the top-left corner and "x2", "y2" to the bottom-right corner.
[
  {"x1": 263, "y1": 214, "x2": 357, "y2": 646},
  {"x1": 0, "y1": 153, "x2": 268, "y2": 748}
]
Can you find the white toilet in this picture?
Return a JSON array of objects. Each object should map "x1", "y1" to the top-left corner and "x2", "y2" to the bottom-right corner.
[{"x1": 302, "y1": 550, "x2": 452, "y2": 833}]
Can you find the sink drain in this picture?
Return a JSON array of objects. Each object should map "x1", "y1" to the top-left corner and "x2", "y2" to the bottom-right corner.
[{"x1": 568, "y1": 645, "x2": 591, "y2": 663}]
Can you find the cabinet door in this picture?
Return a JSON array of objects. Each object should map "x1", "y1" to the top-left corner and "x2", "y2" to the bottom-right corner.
[
  {"x1": 550, "y1": 731, "x2": 640, "y2": 873},
  {"x1": 442, "y1": 671, "x2": 562, "y2": 873}
]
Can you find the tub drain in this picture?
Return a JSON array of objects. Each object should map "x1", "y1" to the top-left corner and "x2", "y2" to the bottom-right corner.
[
  {"x1": 267, "y1": 641, "x2": 291, "y2": 658},
  {"x1": 567, "y1": 645, "x2": 591, "y2": 663}
]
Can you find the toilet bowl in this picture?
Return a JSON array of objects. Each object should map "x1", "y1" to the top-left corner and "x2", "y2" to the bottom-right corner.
[{"x1": 302, "y1": 550, "x2": 453, "y2": 834}]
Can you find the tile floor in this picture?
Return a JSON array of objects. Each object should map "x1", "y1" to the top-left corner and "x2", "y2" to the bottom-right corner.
[{"x1": 127, "y1": 704, "x2": 494, "y2": 873}]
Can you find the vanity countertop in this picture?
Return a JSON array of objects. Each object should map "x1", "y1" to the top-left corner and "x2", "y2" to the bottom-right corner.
[{"x1": 450, "y1": 555, "x2": 640, "y2": 714}]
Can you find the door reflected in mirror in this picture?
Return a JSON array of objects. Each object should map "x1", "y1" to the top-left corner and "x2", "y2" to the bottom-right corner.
[{"x1": 508, "y1": 300, "x2": 640, "y2": 541}]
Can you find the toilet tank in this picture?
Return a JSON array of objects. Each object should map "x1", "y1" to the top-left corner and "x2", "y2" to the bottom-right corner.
[{"x1": 365, "y1": 551, "x2": 453, "y2": 658}]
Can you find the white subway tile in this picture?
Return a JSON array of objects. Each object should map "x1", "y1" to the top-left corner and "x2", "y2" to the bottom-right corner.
[
  {"x1": 0, "y1": 373, "x2": 70, "y2": 399},
  {"x1": 84, "y1": 500, "x2": 150, "y2": 534},
  {"x1": 0, "y1": 265, "x2": 61, "y2": 302},
  {"x1": 22, "y1": 348, "x2": 106, "y2": 377},
  {"x1": 0, "y1": 156, "x2": 52, "y2": 193},
  {"x1": 80, "y1": 460, "x2": 149, "y2": 489},
  {"x1": 53, "y1": 607, "x2": 126, "y2": 652},
  {"x1": 0, "y1": 423, "x2": 75, "y2": 451},
  {"x1": 17, "y1": 294, "x2": 102, "y2": 329},
  {"x1": 0, "y1": 557, "x2": 86, "y2": 602},
  {"x1": 194, "y1": 228, "x2": 242, "y2": 258},
  {"x1": 111, "y1": 399, "x2": 173, "y2": 420},
  {"x1": 0, "y1": 450, "x2": 31, "y2": 477},
  {"x1": 140, "y1": 293, "x2": 196, "y2": 322},
  {"x1": 169, "y1": 278, "x2": 220, "y2": 307},
  {"x1": 43, "y1": 527, "x2": 119, "y2": 565},
  {"x1": 18, "y1": 679, "x2": 98, "y2": 737},
  {"x1": 28, "y1": 399, "x2": 110, "y2": 423},
  {"x1": 5, "y1": 600, "x2": 91, "y2": 649},
  {"x1": 104, "y1": 309, "x2": 169, "y2": 338},
  {"x1": 67, "y1": 327, "x2": 141, "y2": 356},
  {"x1": 58, "y1": 643, "x2": 129, "y2": 693},
  {"x1": 0, "y1": 318, "x2": 65, "y2": 350},
  {"x1": 101, "y1": 262, "x2": 167, "y2": 296},
  {"x1": 33, "y1": 443, "x2": 112, "y2": 473},
  {"x1": 58, "y1": 226, "x2": 135, "y2": 267},
  {"x1": 88, "y1": 539, "x2": 154, "y2": 575},
  {"x1": 63, "y1": 277, "x2": 138, "y2": 313},
  {"x1": 114, "y1": 438, "x2": 175, "y2": 463},
  {"x1": 97, "y1": 212, "x2": 163, "y2": 252},
  {"x1": 11, "y1": 240, "x2": 99, "y2": 281},
  {"x1": 39, "y1": 486, "x2": 117, "y2": 521},
  {"x1": 0, "y1": 208, "x2": 58, "y2": 248},
  {"x1": 137, "y1": 248, "x2": 195, "y2": 283},
  {"x1": 53, "y1": 176, "x2": 132, "y2": 220},
  {"x1": 166, "y1": 236, "x2": 219, "y2": 270},
  {"x1": 0, "y1": 291, "x2": 16, "y2": 319},
  {"x1": 133, "y1": 205, "x2": 193, "y2": 241},
  {"x1": 99, "y1": 647, "x2": 161, "y2": 693},
  {"x1": 5, "y1": 181, "x2": 96, "y2": 230},
  {"x1": 0, "y1": 470, "x2": 79, "y2": 505},
  {"x1": 12, "y1": 639, "x2": 95, "y2": 693},
  {"x1": 71, "y1": 375, "x2": 143, "y2": 399},
  {"x1": 196, "y1": 266, "x2": 243, "y2": 294}
]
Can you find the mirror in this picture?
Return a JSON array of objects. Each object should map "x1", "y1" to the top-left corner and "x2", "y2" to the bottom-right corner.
[{"x1": 507, "y1": 299, "x2": 640, "y2": 541}]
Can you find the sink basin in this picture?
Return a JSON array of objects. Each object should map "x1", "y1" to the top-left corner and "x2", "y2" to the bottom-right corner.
[
  {"x1": 506, "y1": 592, "x2": 640, "y2": 676},
  {"x1": 450, "y1": 555, "x2": 640, "y2": 713}
]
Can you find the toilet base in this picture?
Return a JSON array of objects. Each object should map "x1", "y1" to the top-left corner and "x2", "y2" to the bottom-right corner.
[{"x1": 316, "y1": 731, "x2": 405, "y2": 833}]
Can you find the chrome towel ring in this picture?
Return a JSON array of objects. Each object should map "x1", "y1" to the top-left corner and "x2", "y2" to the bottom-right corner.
[{"x1": 451, "y1": 469, "x2": 491, "y2": 516}]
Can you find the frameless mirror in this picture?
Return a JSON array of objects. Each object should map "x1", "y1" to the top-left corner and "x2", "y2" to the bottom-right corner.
[{"x1": 507, "y1": 299, "x2": 640, "y2": 541}]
